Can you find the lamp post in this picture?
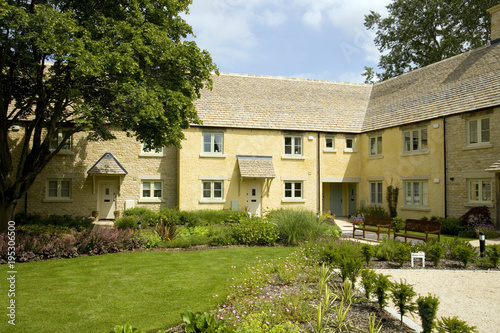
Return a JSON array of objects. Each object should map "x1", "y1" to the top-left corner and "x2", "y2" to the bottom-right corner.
[{"x1": 479, "y1": 232, "x2": 485, "y2": 257}]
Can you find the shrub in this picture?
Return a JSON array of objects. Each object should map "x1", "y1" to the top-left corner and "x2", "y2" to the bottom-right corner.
[
  {"x1": 438, "y1": 217, "x2": 463, "y2": 236},
  {"x1": 122, "y1": 207, "x2": 159, "y2": 227},
  {"x1": 224, "y1": 210, "x2": 249, "y2": 224},
  {"x1": 17, "y1": 224, "x2": 72, "y2": 236},
  {"x1": 114, "y1": 216, "x2": 139, "y2": 229},
  {"x1": 14, "y1": 213, "x2": 93, "y2": 230},
  {"x1": 352, "y1": 206, "x2": 388, "y2": 217},
  {"x1": 154, "y1": 219, "x2": 179, "y2": 241},
  {"x1": 360, "y1": 269, "x2": 378, "y2": 300},
  {"x1": 390, "y1": 279, "x2": 417, "y2": 324},
  {"x1": 110, "y1": 323, "x2": 145, "y2": 333},
  {"x1": 392, "y1": 217, "x2": 405, "y2": 229},
  {"x1": 158, "y1": 207, "x2": 183, "y2": 225},
  {"x1": 361, "y1": 244, "x2": 375, "y2": 265},
  {"x1": 233, "y1": 216, "x2": 279, "y2": 245},
  {"x1": 375, "y1": 273, "x2": 392, "y2": 309},
  {"x1": 394, "y1": 243, "x2": 412, "y2": 267},
  {"x1": 208, "y1": 227, "x2": 237, "y2": 246},
  {"x1": 460, "y1": 206, "x2": 493, "y2": 227},
  {"x1": 417, "y1": 294, "x2": 440, "y2": 333},
  {"x1": 453, "y1": 244, "x2": 476, "y2": 268},
  {"x1": 375, "y1": 238, "x2": 398, "y2": 261},
  {"x1": 269, "y1": 209, "x2": 331, "y2": 246},
  {"x1": 426, "y1": 243, "x2": 445, "y2": 267},
  {"x1": 194, "y1": 209, "x2": 228, "y2": 225},
  {"x1": 486, "y1": 245, "x2": 500, "y2": 268},
  {"x1": 181, "y1": 310, "x2": 234, "y2": 333},
  {"x1": 436, "y1": 316, "x2": 478, "y2": 333},
  {"x1": 338, "y1": 254, "x2": 363, "y2": 284}
]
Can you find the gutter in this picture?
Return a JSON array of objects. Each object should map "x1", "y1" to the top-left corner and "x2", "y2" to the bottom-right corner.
[{"x1": 317, "y1": 132, "x2": 321, "y2": 215}]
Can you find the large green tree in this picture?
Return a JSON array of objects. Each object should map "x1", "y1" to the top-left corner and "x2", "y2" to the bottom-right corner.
[
  {"x1": 0, "y1": 0, "x2": 217, "y2": 232},
  {"x1": 363, "y1": 0, "x2": 499, "y2": 82}
]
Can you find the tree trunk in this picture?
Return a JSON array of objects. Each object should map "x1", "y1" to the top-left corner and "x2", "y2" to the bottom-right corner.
[{"x1": 0, "y1": 200, "x2": 17, "y2": 234}]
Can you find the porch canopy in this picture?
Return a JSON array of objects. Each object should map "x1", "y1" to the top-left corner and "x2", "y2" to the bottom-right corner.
[
  {"x1": 237, "y1": 155, "x2": 276, "y2": 196},
  {"x1": 486, "y1": 159, "x2": 500, "y2": 172},
  {"x1": 87, "y1": 152, "x2": 128, "y2": 194}
]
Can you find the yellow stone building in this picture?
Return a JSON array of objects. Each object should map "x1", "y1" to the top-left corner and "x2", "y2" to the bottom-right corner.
[{"x1": 9, "y1": 5, "x2": 500, "y2": 225}]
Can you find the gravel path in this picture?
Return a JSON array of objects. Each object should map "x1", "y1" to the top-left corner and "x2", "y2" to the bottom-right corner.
[{"x1": 374, "y1": 269, "x2": 500, "y2": 332}]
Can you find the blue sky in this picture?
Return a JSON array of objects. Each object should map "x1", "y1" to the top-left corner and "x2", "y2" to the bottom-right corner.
[{"x1": 183, "y1": 0, "x2": 391, "y2": 83}]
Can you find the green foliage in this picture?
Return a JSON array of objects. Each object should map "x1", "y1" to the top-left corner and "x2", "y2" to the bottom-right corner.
[
  {"x1": 15, "y1": 213, "x2": 93, "y2": 230},
  {"x1": 375, "y1": 273, "x2": 392, "y2": 309},
  {"x1": 154, "y1": 219, "x2": 179, "y2": 241},
  {"x1": 361, "y1": 243, "x2": 375, "y2": 265},
  {"x1": 375, "y1": 238, "x2": 398, "y2": 261},
  {"x1": 386, "y1": 182, "x2": 399, "y2": 218},
  {"x1": 390, "y1": 279, "x2": 417, "y2": 324},
  {"x1": 268, "y1": 209, "x2": 332, "y2": 246},
  {"x1": 17, "y1": 224, "x2": 72, "y2": 236},
  {"x1": 233, "y1": 216, "x2": 279, "y2": 246},
  {"x1": 182, "y1": 311, "x2": 234, "y2": 333},
  {"x1": 224, "y1": 210, "x2": 249, "y2": 224},
  {"x1": 114, "y1": 216, "x2": 140, "y2": 230},
  {"x1": 122, "y1": 208, "x2": 159, "y2": 227},
  {"x1": 236, "y1": 313, "x2": 300, "y2": 333},
  {"x1": 352, "y1": 206, "x2": 388, "y2": 217},
  {"x1": 368, "y1": 313, "x2": 383, "y2": 333},
  {"x1": 338, "y1": 253, "x2": 363, "y2": 285},
  {"x1": 417, "y1": 294, "x2": 440, "y2": 333},
  {"x1": 208, "y1": 227, "x2": 238, "y2": 246},
  {"x1": 460, "y1": 206, "x2": 493, "y2": 227},
  {"x1": 394, "y1": 243, "x2": 412, "y2": 267},
  {"x1": 436, "y1": 316, "x2": 478, "y2": 333},
  {"x1": 391, "y1": 217, "x2": 405, "y2": 229},
  {"x1": 486, "y1": 245, "x2": 500, "y2": 268},
  {"x1": 361, "y1": 269, "x2": 378, "y2": 300},
  {"x1": 453, "y1": 244, "x2": 476, "y2": 268},
  {"x1": 427, "y1": 244, "x2": 445, "y2": 267},
  {"x1": 438, "y1": 217, "x2": 463, "y2": 236},
  {"x1": 110, "y1": 323, "x2": 145, "y2": 333},
  {"x1": 364, "y1": 0, "x2": 494, "y2": 81}
]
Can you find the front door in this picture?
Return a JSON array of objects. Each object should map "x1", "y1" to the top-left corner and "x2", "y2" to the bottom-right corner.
[
  {"x1": 348, "y1": 183, "x2": 357, "y2": 216},
  {"x1": 98, "y1": 181, "x2": 116, "y2": 219},
  {"x1": 246, "y1": 180, "x2": 262, "y2": 217},
  {"x1": 330, "y1": 183, "x2": 343, "y2": 216}
]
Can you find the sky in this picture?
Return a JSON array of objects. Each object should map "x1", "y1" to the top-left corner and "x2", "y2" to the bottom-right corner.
[{"x1": 183, "y1": 0, "x2": 391, "y2": 83}]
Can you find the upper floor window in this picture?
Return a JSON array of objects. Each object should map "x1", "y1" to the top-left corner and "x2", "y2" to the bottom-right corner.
[
  {"x1": 325, "y1": 136, "x2": 335, "y2": 151},
  {"x1": 403, "y1": 128, "x2": 428, "y2": 153},
  {"x1": 284, "y1": 136, "x2": 302, "y2": 156},
  {"x1": 141, "y1": 143, "x2": 163, "y2": 155},
  {"x1": 468, "y1": 117, "x2": 490, "y2": 146},
  {"x1": 203, "y1": 133, "x2": 223, "y2": 154},
  {"x1": 370, "y1": 182, "x2": 383, "y2": 204},
  {"x1": 344, "y1": 137, "x2": 356, "y2": 152},
  {"x1": 468, "y1": 179, "x2": 492, "y2": 203},
  {"x1": 47, "y1": 179, "x2": 71, "y2": 199},
  {"x1": 369, "y1": 136, "x2": 382, "y2": 156},
  {"x1": 403, "y1": 180, "x2": 428, "y2": 207},
  {"x1": 50, "y1": 130, "x2": 72, "y2": 151}
]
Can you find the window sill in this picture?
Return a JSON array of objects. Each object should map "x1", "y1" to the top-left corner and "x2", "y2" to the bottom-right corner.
[
  {"x1": 343, "y1": 149, "x2": 357, "y2": 153},
  {"x1": 282, "y1": 199, "x2": 306, "y2": 203},
  {"x1": 464, "y1": 202, "x2": 493, "y2": 208},
  {"x1": 400, "y1": 150, "x2": 429, "y2": 157},
  {"x1": 43, "y1": 199, "x2": 74, "y2": 203},
  {"x1": 138, "y1": 198, "x2": 165, "y2": 203},
  {"x1": 400, "y1": 205, "x2": 430, "y2": 212},
  {"x1": 282, "y1": 155, "x2": 305, "y2": 160},
  {"x1": 368, "y1": 155, "x2": 383, "y2": 159},
  {"x1": 200, "y1": 153, "x2": 226, "y2": 158},
  {"x1": 139, "y1": 153, "x2": 165, "y2": 157},
  {"x1": 199, "y1": 199, "x2": 226, "y2": 204},
  {"x1": 462, "y1": 143, "x2": 492, "y2": 150},
  {"x1": 323, "y1": 149, "x2": 337, "y2": 153}
]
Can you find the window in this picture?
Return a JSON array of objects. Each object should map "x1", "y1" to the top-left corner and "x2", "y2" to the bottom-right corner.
[
  {"x1": 284, "y1": 181, "x2": 303, "y2": 199},
  {"x1": 46, "y1": 179, "x2": 71, "y2": 199},
  {"x1": 284, "y1": 136, "x2": 302, "y2": 156},
  {"x1": 203, "y1": 133, "x2": 223, "y2": 153},
  {"x1": 202, "y1": 181, "x2": 223, "y2": 199},
  {"x1": 141, "y1": 181, "x2": 162, "y2": 198},
  {"x1": 50, "y1": 130, "x2": 72, "y2": 151},
  {"x1": 344, "y1": 137, "x2": 356, "y2": 152},
  {"x1": 468, "y1": 179, "x2": 492, "y2": 203},
  {"x1": 370, "y1": 136, "x2": 382, "y2": 156},
  {"x1": 141, "y1": 143, "x2": 163, "y2": 155},
  {"x1": 370, "y1": 182, "x2": 383, "y2": 204},
  {"x1": 468, "y1": 117, "x2": 490, "y2": 145},
  {"x1": 403, "y1": 128, "x2": 428, "y2": 153},
  {"x1": 403, "y1": 181, "x2": 428, "y2": 207},
  {"x1": 325, "y1": 136, "x2": 335, "y2": 151}
]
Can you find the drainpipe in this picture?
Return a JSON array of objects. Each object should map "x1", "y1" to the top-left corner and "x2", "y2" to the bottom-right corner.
[
  {"x1": 443, "y1": 116, "x2": 448, "y2": 217},
  {"x1": 317, "y1": 132, "x2": 321, "y2": 215}
]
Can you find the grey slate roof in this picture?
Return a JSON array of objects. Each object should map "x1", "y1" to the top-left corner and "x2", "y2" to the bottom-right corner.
[
  {"x1": 237, "y1": 155, "x2": 276, "y2": 178},
  {"x1": 486, "y1": 160, "x2": 500, "y2": 172},
  {"x1": 194, "y1": 42, "x2": 500, "y2": 133},
  {"x1": 87, "y1": 152, "x2": 128, "y2": 175}
]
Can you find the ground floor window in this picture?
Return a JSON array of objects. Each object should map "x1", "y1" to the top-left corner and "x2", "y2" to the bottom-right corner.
[
  {"x1": 284, "y1": 181, "x2": 303, "y2": 199},
  {"x1": 202, "y1": 181, "x2": 223, "y2": 199},
  {"x1": 46, "y1": 179, "x2": 71, "y2": 199},
  {"x1": 370, "y1": 182, "x2": 383, "y2": 204},
  {"x1": 142, "y1": 181, "x2": 162, "y2": 198},
  {"x1": 468, "y1": 179, "x2": 492, "y2": 203},
  {"x1": 403, "y1": 180, "x2": 428, "y2": 207}
]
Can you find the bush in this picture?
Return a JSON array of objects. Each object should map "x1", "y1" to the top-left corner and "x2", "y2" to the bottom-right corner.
[
  {"x1": 417, "y1": 294, "x2": 440, "y2": 333},
  {"x1": 14, "y1": 213, "x2": 93, "y2": 230},
  {"x1": 122, "y1": 207, "x2": 159, "y2": 227},
  {"x1": 352, "y1": 206, "x2": 388, "y2": 217},
  {"x1": 208, "y1": 227, "x2": 237, "y2": 246},
  {"x1": 375, "y1": 239, "x2": 398, "y2": 261},
  {"x1": 392, "y1": 217, "x2": 405, "y2": 229},
  {"x1": 17, "y1": 224, "x2": 72, "y2": 236},
  {"x1": 360, "y1": 269, "x2": 378, "y2": 299},
  {"x1": 268, "y1": 209, "x2": 332, "y2": 246},
  {"x1": 436, "y1": 316, "x2": 478, "y2": 333},
  {"x1": 390, "y1": 279, "x2": 417, "y2": 324},
  {"x1": 438, "y1": 217, "x2": 463, "y2": 236},
  {"x1": 426, "y1": 243, "x2": 445, "y2": 267},
  {"x1": 114, "y1": 216, "x2": 139, "y2": 229},
  {"x1": 182, "y1": 310, "x2": 234, "y2": 333},
  {"x1": 394, "y1": 243, "x2": 412, "y2": 267},
  {"x1": 224, "y1": 210, "x2": 249, "y2": 224},
  {"x1": 460, "y1": 206, "x2": 493, "y2": 227},
  {"x1": 109, "y1": 323, "x2": 145, "y2": 333},
  {"x1": 154, "y1": 219, "x2": 179, "y2": 241},
  {"x1": 194, "y1": 209, "x2": 228, "y2": 225},
  {"x1": 453, "y1": 244, "x2": 476, "y2": 268},
  {"x1": 375, "y1": 273, "x2": 392, "y2": 309},
  {"x1": 233, "y1": 216, "x2": 279, "y2": 245},
  {"x1": 361, "y1": 244, "x2": 375, "y2": 265},
  {"x1": 486, "y1": 245, "x2": 500, "y2": 268}
]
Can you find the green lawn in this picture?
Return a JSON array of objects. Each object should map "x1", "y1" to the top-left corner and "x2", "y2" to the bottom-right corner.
[{"x1": 0, "y1": 247, "x2": 296, "y2": 333}]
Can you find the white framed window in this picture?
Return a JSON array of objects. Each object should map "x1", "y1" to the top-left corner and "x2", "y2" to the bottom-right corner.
[
  {"x1": 325, "y1": 136, "x2": 336, "y2": 151},
  {"x1": 284, "y1": 181, "x2": 303, "y2": 199},
  {"x1": 140, "y1": 143, "x2": 163, "y2": 156},
  {"x1": 403, "y1": 128, "x2": 428, "y2": 153},
  {"x1": 141, "y1": 181, "x2": 163, "y2": 198},
  {"x1": 468, "y1": 117, "x2": 490, "y2": 146},
  {"x1": 46, "y1": 179, "x2": 71, "y2": 199},
  {"x1": 344, "y1": 137, "x2": 356, "y2": 152},
  {"x1": 284, "y1": 136, "x2": 302, "y2": 156},
  {"x1": 203, "y1": 132, "x2": 223, "y2": 154},
  {"x1": 468, "y1": 179, "x2": 492, "y2": 203},
  {"x1": 50, "y1": 130, "x2": 72, "y2": 151},
  {"x1": 403, "y1": 180, "x2": 428, "y2": 207},
  {"x1": 202, "y1": 181, "x2": 223, "y2": 199},
  {"x1": 369, "y1": 136, "x2": 382, "y2": 156},
  {"x1": 370, "y1": 182, "x2": 383, "y2": 204}
]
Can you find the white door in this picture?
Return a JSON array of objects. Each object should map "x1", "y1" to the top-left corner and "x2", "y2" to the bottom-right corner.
[
  {"x1": 98, "y1": 181, "x2": 116, "y2": 219},
  {"x1": 246, "y1": 180, "x2": 262, "y2": 217}
]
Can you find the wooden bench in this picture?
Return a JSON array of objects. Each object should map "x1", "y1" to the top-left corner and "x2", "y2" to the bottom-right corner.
[
  {"x1": 352, "y1": 215, "x2": 392, "y2": 241},
  {"x1": 393, "y1": 219, "x2": 442, "y2": 243}
]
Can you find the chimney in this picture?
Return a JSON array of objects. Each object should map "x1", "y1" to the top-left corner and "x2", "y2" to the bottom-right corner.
[{"x1": 488, "y1": 4, "x2": 500, "y2": 43}]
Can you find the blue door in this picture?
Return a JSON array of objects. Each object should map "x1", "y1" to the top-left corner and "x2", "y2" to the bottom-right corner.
[
  {"x1": 348, "y1": 183, "x2": 357, "y2": 216},
  {"x1": 330, "y1": 183, "x2": 343, "y2": 216}
]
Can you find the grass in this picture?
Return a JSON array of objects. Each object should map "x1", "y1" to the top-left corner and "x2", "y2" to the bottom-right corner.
[{"x1": 0, "y1": 247, "x2": 296, "y2": 333}]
